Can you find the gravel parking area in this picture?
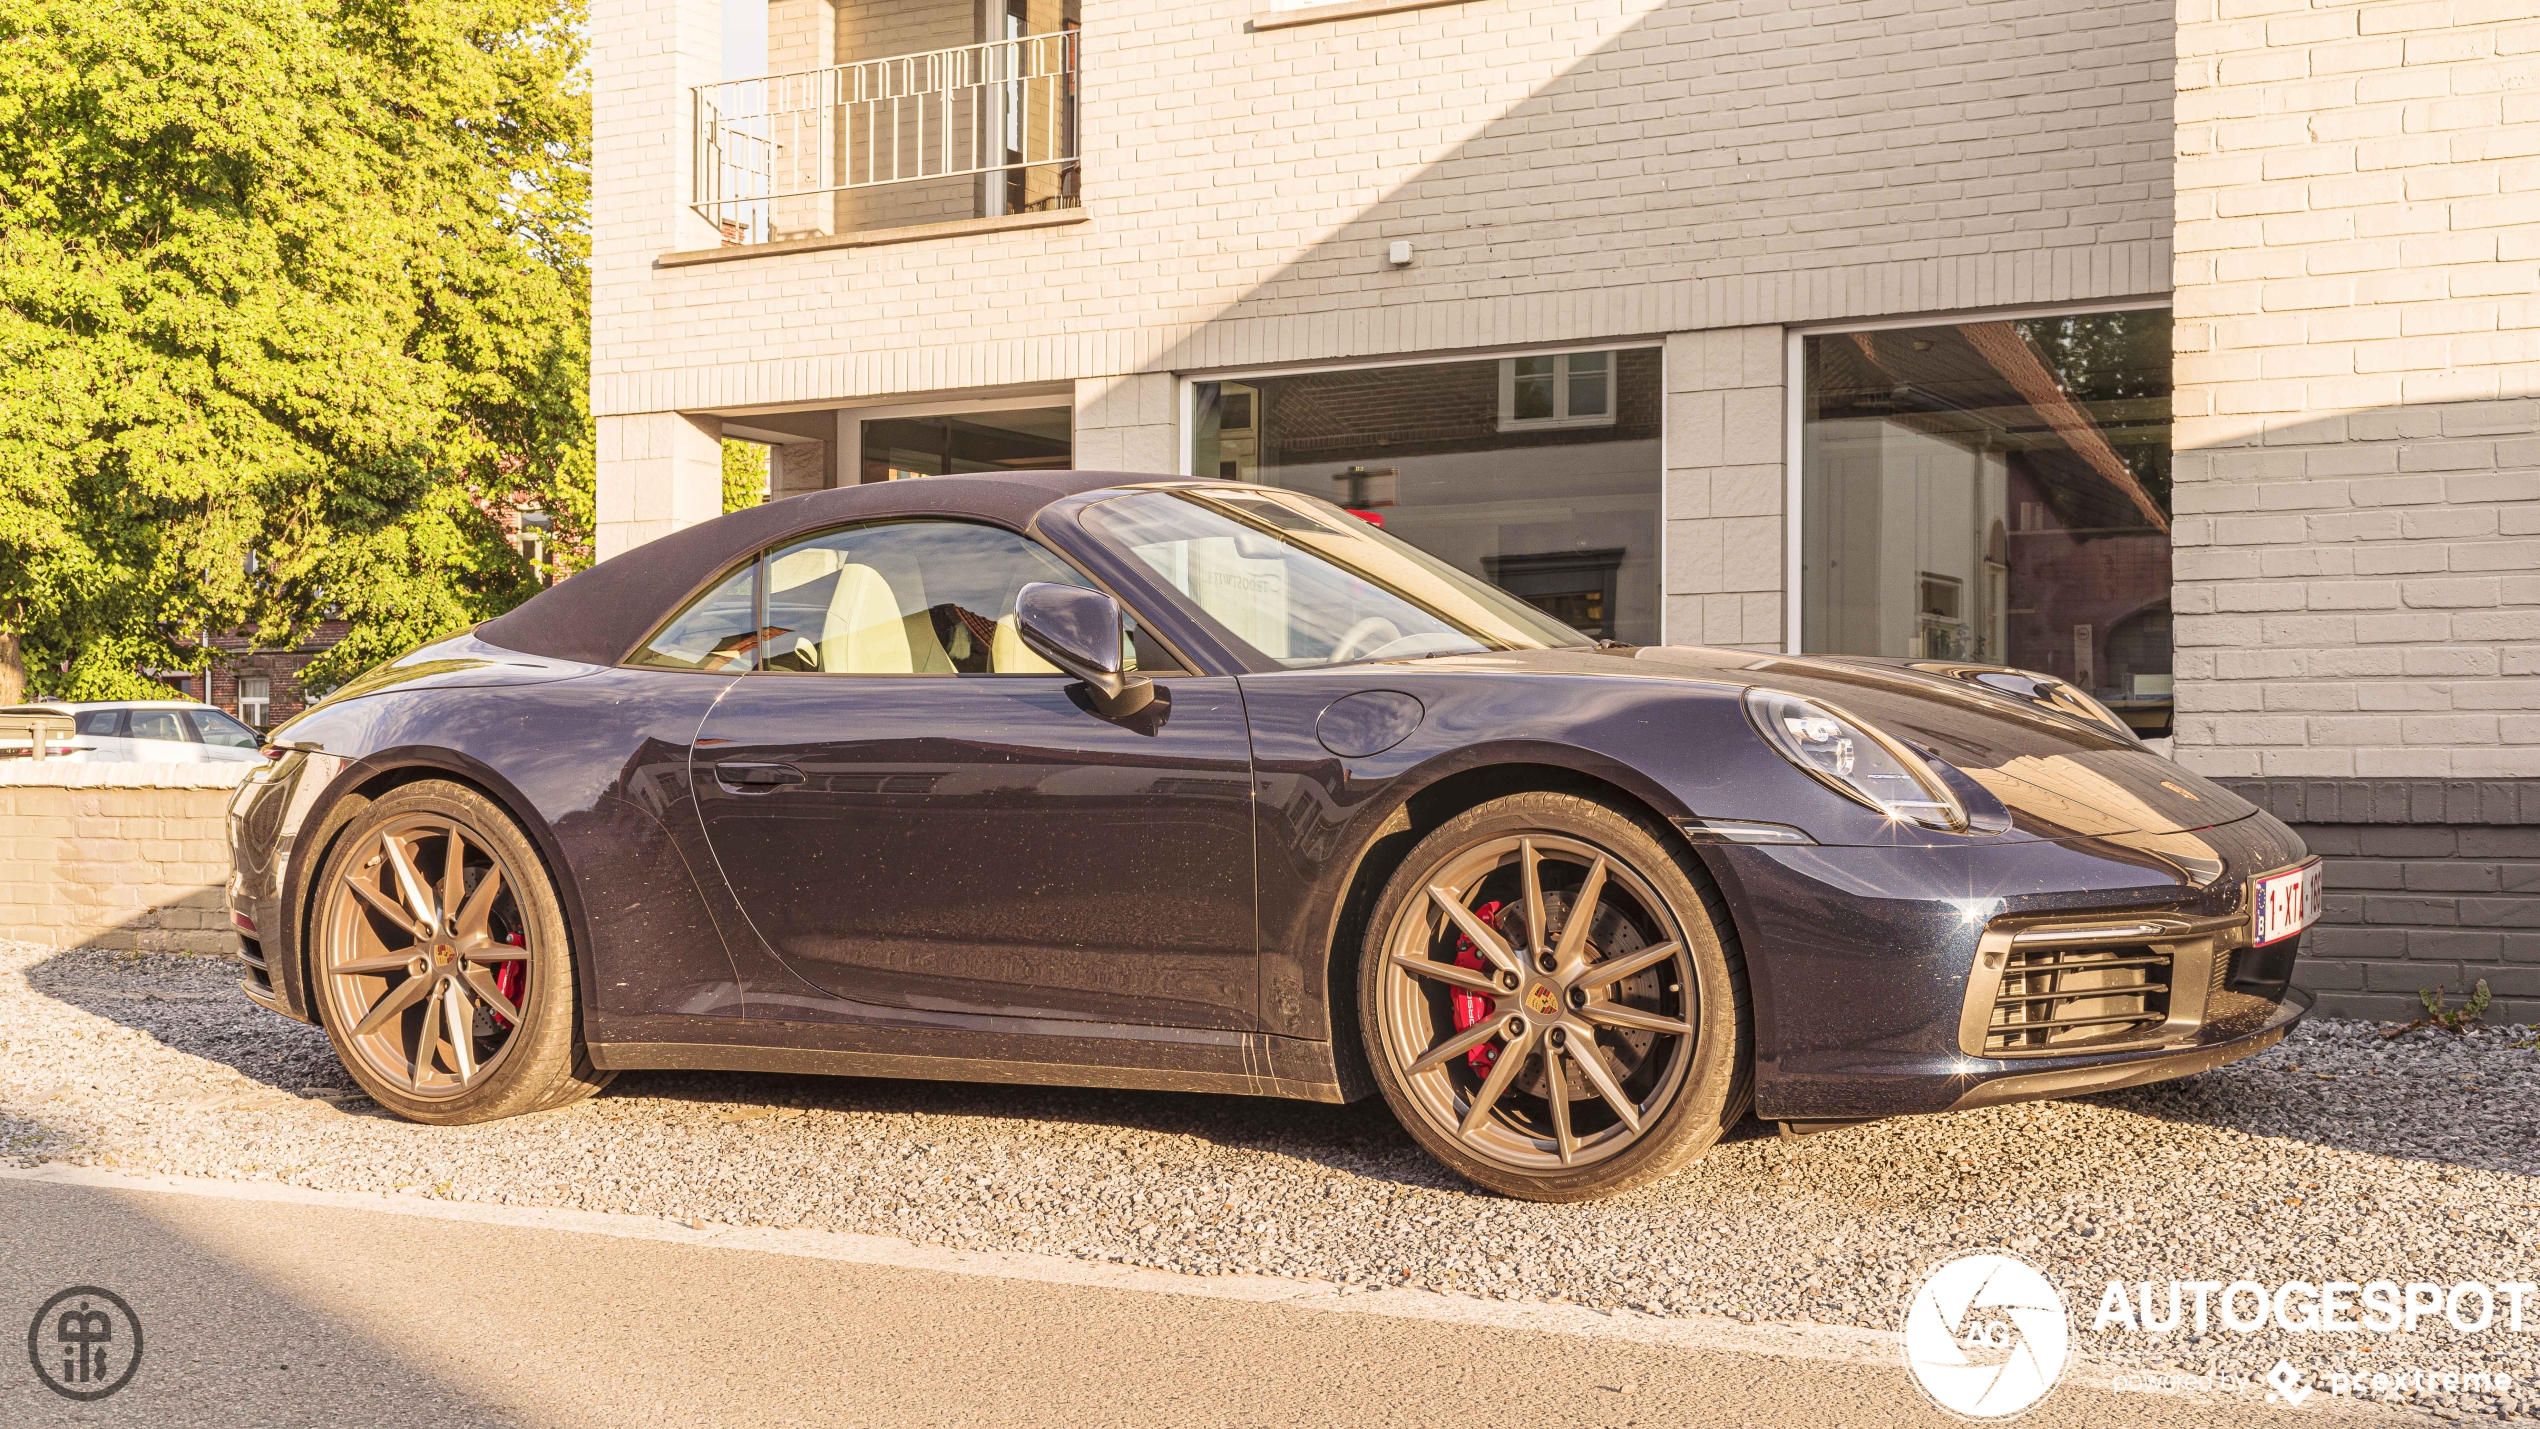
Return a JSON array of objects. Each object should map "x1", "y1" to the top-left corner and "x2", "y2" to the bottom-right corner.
[{"x1": 5, "y1": 939, "x2": 2535, "y2": 1419}]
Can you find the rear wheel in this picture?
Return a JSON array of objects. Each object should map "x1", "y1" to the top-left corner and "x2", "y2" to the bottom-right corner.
[
  {"x1": 311, "y1": 780, "x2": 610, "y2": 1123},
  {"x1": 1359, "y1": 792, "x2": 1749, "y2": 1201}
]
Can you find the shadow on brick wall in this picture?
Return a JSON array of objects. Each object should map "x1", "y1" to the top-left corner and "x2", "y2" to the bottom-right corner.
[{"x1": 1144, "y1": 0, "x2": 2172, "y2": 354}]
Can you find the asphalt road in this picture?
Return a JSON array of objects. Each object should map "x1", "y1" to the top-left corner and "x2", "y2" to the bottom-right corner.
[{"x1": 0, "y1": 1174, "x2": 2382, "y2": 1429}]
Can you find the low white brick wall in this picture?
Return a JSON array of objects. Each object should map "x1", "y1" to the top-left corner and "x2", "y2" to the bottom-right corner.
[{"x1": 1, "y1": 762, "x2": 251, "y2": 956}]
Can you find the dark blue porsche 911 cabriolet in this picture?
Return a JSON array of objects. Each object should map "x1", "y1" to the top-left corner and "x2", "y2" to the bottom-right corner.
[{"x1": 226, "y1": 472, "x2": 2315, "y2": 1200}]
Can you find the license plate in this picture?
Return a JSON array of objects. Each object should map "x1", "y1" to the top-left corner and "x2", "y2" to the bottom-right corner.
[{"x1": 2252, "y1": 859, "x2": 2322, "y2": 946}]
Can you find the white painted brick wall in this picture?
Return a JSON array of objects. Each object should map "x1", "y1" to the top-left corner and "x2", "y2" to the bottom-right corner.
[
  {"x1": 1073, "y1": 372, "x2": 1178, "y2": 472},
  {"x1": 595, "y1": 413, "x2": 728, "y2": 562},
  {"x1": 593, "y1": 0, "x2": 725, "y2": 279},
  {"x1": 591, "y1": 0, "x2": 2174, "y2": 418},
  {"x1": 2171, "y1": 0, "x2": 2540, "y2": 779},
  {"x1": 1664, "y1": 326, "x2": 1787, "y2": 648}
]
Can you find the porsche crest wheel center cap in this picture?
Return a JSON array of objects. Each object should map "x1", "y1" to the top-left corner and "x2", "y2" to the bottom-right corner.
[
  {"x1": 431, "y1": 943, "x2": 456, "y2": 966},
  {"x1": 1524, "y1": 982, "x2": 1560, "y2": 1017}
]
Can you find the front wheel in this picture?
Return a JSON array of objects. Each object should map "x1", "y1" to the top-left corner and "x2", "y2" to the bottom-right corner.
[
  {"x1": 310, "y1": 780, "x2": 611, "y2": 1124},
  {"x1": 1359, "y1": 792, "x2": 1750, "y2": 1201}
]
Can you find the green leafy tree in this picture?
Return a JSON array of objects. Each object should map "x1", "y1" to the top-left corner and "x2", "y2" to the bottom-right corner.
[
  {"x1": 0, "y1": 0, "x2": 592, "y2": 702},
  {"x1": 722, "y1": 439, "x2": 767, "y2": 514}
]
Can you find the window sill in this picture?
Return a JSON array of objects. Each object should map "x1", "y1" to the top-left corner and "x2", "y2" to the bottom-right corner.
[
  {"x1": 1496, "y1": 416, "x2": 1618, "y2": 434},
  {"x1": 657, "y1": 207, "x2": 1088, "y2": 268},
  {"x1": 1250, "y1": 0, "x2": 1480, "y2": 31}
]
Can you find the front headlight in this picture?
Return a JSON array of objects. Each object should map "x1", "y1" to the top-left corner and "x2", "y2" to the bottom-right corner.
[{"x1": 1744, "y1": 689, "x2": 1965, "y2": 830}]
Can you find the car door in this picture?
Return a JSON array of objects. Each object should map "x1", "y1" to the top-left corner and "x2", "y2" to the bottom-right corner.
[{"x1": 689, "y1": 518, "x2": 1259, "y2": 1031}]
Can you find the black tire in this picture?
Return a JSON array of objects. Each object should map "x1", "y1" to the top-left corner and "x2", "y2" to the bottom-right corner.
[
  {"x1": 310, "y1": 780, "x2": 611, "y2": 1124},
  {"x1": 1357, "y1": 791, "x2": 1750, "y2": 1201}
]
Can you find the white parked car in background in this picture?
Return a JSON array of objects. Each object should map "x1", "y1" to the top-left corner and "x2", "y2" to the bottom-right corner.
[{"x1": 1, "y1": 701, "x2": 267, "y2": 763}]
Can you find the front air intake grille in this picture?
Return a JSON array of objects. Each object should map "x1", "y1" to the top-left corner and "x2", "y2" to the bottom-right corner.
[
  {"x1": 1984, "y1": 942, "x2": 2172, "y2": 1053},
  {"x1": 236, "y1": 933, "x2": 272, "y2": 992}
]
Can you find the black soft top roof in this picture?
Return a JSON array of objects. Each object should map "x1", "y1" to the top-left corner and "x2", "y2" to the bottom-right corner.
[{"x1": 477, "y1": 470, "x2": 1160, "y2": 668}]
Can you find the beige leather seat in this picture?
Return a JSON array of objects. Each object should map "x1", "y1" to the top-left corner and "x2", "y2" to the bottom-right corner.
[
  {"x1": 991, "y1": 613, "x2": 1060, "y2": 674},
  {"x1": 818, "y1": 565, "x2": 956, "y2": 674}
]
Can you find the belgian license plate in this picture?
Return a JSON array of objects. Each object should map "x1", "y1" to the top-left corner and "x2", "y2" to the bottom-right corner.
[{"x1": 2252, "y1": 859, "x2": 2322, "y2": 946}]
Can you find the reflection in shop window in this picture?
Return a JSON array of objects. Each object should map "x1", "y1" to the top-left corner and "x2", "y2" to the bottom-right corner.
[
  {"x1": 1192, "y1": 348, "x2": 1661, "y2": 644},
  {"x1": 1499, "y1": 352, "x2": 1613, "y2": 431},
  {"x1": 1800, "y1": 309, "x2": 2174, "y2": 736}
]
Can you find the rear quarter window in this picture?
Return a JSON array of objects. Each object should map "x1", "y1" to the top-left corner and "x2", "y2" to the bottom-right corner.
[{"x1": 627, "y1": 565, "x2": 763, "y2": 672}]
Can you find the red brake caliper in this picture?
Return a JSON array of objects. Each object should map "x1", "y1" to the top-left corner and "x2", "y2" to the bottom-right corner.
[
  {"x1": 1449, "y1": 900, "x2": 1503, "y2": 1075},
  {"x1": 491, "y1": 931, "x2": 526, "y2": 1028}
]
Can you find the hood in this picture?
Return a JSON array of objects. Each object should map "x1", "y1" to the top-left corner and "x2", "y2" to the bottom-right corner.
[{"x1": 1388, "y1": 643, "x2": 2251, "y2": 838}]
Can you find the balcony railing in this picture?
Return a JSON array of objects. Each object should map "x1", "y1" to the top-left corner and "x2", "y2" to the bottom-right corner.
[{"x1": 695, "y1": 31, "x2": 1080, "y2": 247}]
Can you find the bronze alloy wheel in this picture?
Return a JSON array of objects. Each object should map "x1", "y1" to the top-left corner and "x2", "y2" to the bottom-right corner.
[
  {"x1": 320, "y1": 813, "x2": 534, "y2": 1097},
  {"x1": 311, "y1": 781, "x2": 610, "y2": 1122},
  {"x1": 1362, "y1": 793, "x2": 1748, "y2": 1200}
]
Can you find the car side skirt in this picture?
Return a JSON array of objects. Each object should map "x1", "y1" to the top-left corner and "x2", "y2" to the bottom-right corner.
[{"x1": 587, "y1": 1019, "x2": 1358, "y2": 1104}]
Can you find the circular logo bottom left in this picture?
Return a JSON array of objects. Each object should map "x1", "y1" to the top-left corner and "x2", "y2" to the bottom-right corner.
[{"x1": 28, "y1": 1286, "x2": 143, "y2": 1402}]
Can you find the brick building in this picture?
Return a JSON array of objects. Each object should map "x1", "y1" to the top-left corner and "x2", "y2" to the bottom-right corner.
[
  {"x1": 152, "y1": 621, "x2": 355, "y2": 733},
  {"x1": 589, "y1": 0, "x2": 2538, "y2": 1019},
  {"x1": 147, "y1": 504, "x2": 561, "y2": 731}
]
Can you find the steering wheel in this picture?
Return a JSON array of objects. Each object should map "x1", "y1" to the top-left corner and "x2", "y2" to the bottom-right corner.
[{"x1": 1328, "y1": 616, "x2": 1403, "y2": 664}]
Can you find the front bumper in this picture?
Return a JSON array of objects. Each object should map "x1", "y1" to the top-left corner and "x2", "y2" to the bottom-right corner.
[
  {"x1": 1703, "y1": 808, "x2": 2314, "y2": 1122},
  {"x1": 224, "y1": 749, "x2": 336, "y2": 1024},
  {"x1": 1943, "y1": 984, "x2": 2308, "y2": 1112}
]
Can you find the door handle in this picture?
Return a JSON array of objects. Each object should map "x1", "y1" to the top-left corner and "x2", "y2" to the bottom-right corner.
[{"x1": 715, "y1": 761, "x2": 804, "y2": 790}]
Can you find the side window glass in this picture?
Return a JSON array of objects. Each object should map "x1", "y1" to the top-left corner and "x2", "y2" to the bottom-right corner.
[
  {"x1": 129, "y1": 710, "x2": 189, "y2": 742},
  {"x1": 75, "y1": 710, "x2": 123, "y2": 737},
  {"x1": 627, "y1": 565, "x2": 762, "y2": 672},
  {"x1": 759, "y1": 521, "x2": 1090, "y2": 675},
  {"x1": 190, "y1": 711, "x2": 262, "y2": 749}
]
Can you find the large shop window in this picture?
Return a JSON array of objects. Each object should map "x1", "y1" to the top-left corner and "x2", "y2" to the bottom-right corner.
[
  {"x1": 1799, "y1": 310, "x2": 2174, "y2": 736},
  {"x1": 1190, "y1": 349, "x2": 1663, "y2": 645}
]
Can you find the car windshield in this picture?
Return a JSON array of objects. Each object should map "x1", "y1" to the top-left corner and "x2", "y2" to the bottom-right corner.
[{"x1": 1081, "y1": 488, "x2": 1594, "y2": 668}]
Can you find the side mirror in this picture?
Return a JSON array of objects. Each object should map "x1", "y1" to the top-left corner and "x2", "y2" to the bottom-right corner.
[{"x1": 1014, "y1": 583, "x2": 1156, "y2": 718}]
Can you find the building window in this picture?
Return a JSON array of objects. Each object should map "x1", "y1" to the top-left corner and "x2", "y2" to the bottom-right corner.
[
  {"x1": 1799, "y1": 308, "x2": 2174, "y2": 736},
  {"x1": 1497, "y1": 351, "x2": 1614, "y2": 431},
  {"x1": 238, "y1": 675, "x2": 271, "y2": 728},
  {"x1": 515, "y1": 511, "x2": 554, "y2": 578},
  {"x1": 859, "y1": 406, "x2": 1072, "y2": 483},
  {"x1": 1191, "y1": 347, "x2": 1661, "y2": 644}
]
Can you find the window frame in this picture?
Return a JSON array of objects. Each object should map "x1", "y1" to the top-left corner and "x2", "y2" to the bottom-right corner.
[
  {"x1": 1781, "y1": 296, "x2": 2174, "y2": 656},
  {"x1": 1495, "y1": 351, "x2": 1616, "y2": 433}
]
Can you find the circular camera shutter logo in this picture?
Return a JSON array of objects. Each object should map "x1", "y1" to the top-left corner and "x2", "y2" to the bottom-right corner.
[{"x1": 1902, "y1": 1251, "x2": 2069, "y2": 1420}]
